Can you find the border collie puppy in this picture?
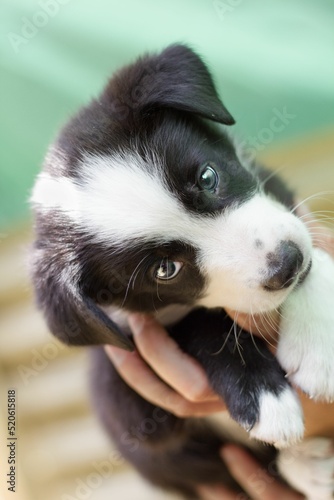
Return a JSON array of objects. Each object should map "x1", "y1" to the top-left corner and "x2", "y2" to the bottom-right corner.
[{"x1": 31, "y1": 45, "x2": 334, "y2": 498}]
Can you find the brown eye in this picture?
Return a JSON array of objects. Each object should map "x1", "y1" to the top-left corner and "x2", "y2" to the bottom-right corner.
[{"x1": 155, "y1": 258, "x2": 183, "y2": 280}]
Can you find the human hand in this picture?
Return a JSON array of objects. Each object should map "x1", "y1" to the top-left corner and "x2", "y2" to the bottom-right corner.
[
  {"x1": 105, "y1": 313, "x2": 226, "y2": 417},
  {"x1": 197, "y1": 445, "x2": 303, "y2": 500}
]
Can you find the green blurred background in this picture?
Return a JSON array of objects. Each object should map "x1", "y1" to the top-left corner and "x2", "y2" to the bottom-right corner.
[{"x1": 1, "y1": 0, "x2": 334, "y2": 232}]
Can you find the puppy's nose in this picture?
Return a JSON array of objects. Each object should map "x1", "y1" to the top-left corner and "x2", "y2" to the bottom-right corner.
[{"x1": 263, "y1": 241, "x2": 304, "y2": 291}]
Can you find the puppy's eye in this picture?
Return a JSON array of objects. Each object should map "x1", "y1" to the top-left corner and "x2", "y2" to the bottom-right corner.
[
  {"x1": 198, "y1": 164, "x2": 219, "y2": 192},
  {"x1": 155, "y1": 258, "x2": 183, "y2": 281}
]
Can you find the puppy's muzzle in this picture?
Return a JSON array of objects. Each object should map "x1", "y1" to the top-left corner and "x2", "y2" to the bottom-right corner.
[{"x1": 263, "y1": 240, "x2": 306, "y2": 291}]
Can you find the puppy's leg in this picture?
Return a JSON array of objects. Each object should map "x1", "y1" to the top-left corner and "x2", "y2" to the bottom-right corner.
[
  {"x1": 90, "y1": 347, "x2": 244, "y2": 498},
  {"x1": 170, "y1": 308, "x2": 304, "y2": 447},
  {"x1": 277, "y1": 437, "x2": 334, "y2": 500},
  {"x1": 278, "y1": 247, "x2": 334, "y2": 402}
]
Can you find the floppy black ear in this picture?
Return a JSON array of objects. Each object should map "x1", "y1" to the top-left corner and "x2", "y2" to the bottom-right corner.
[
  {"x1": 32, "y1": 255, "x2": 134, "y2": 351},
  {"x1": 107, "y1": 44, "x2": 235, "y2": 125}
]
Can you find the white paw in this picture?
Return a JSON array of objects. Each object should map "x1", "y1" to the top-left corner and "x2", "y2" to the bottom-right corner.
[
  {"x1": 249, "y1": 387, "x2": 304, "y2": 448},
  {"x1": 278, "y1": 248, "x2": 334, "y2": 402},
  {"x1": 278, "y1": 437, "x2": 334, "y2": 500}
]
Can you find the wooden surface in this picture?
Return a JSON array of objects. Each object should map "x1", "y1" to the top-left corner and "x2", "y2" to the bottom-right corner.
[{"x1": 0, "y1": 130, "x2": 333, "y2": 500}]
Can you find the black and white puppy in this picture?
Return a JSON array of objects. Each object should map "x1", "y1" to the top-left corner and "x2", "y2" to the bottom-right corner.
[{"x1": 31, "y1": 45, "x2": 334, "y2": 498}]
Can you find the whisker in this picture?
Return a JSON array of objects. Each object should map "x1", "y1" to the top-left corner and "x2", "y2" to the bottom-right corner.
[
  {"x1": 248, "y1": 307, "x2": 268, "y2": 358},
  {"x1": 291, "y1": 191, "x2": 334, "y2": 214},
  {"x1": 276, "y1": 305, "x2": 288, "y2": 323},
  {"x1": 260, "y1": 312, "x2": 279, "y2": 344},
  {"x1": 251, "y1": 308, "x2": 277, "y2": 350},
  {"x1": 156, "y1": 281, "x2": 162, "y2": 302},
  {"x1": 121, "y1": 254, "x2": 150, "y2": 307},
  {"x1": 259, "y1": 164, "x2": 288, "y2": 190},
  {"x1": 212, "y1": 319, "x2": 236, "y2": 355},
  {"x1": 300, "y1": 210, "x2": 334, "y2": 216},
  {"x1": 300, "y1": 216, "x2": 334, "y2": 228},
  {"x1": 301, "y1": 213, "x2": 334, "y2": 222},
  {"x1": 263, "y1": 309, "x2": 279, "y2": 332},
  {"x1": 307, "y1": 231, "x2": 334, "y2": 238},
  {"x1": 233, "y1": 313, "x2": 245, "y2": 365}
]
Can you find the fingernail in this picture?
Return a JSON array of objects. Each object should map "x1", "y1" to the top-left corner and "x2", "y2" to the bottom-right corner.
[
  {"x1": 105, "y1": 345, "x2": 129, "y2": 365},
  {"x1": 128, "y1": 313, "x2": 148, "y2": 335}
]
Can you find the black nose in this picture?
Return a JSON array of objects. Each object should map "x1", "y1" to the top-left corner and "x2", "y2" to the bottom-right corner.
[{"x1": 263, "y1": 241, "x2": 304, "y2": 291}]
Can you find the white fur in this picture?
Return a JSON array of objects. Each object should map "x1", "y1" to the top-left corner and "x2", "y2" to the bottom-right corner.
[
  {"x1": 100, "y1": 305, "x2": 131, "y2": 330},
  {"x1": 101, "y1": 303, "x2": 193, "y2": 331},
  {"x1": 278, "y1": 437, "x2": 334, "y2": 500},
  {"x1": 278, "y1": 247, "x2": 334, "y2": 402},
  {"x1": 197, "y1": 194, "x2": 312, "y2": 312},
  {"x1": 31, "y1": 151, "x2": 312, "y2": 314},
  {"x1": 249, "y1": 387, "x2": 304, "y2": 447},
  {"x1": 31, "y1": 152, "x2": 188, "y2": 246},
  {"x1": 44, "y1": 145, "x2": 69, "y2": 176},
  {"x1": 31, "y1": 173, "x2": 81, "y2": 216}
]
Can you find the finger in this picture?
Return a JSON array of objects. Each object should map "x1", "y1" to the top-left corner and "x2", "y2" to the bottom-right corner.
[
  {"x1": 197, "y1": 484, "x2": 238, "y2": 500},
  {"x1": 128, "y1": 313, "x2": 221, "y2": 403},
  {"x1": 220, "y1": 445, "x2": 303, "y2": 500},
  {"x1": 104, "y1": 345, "x2": 226, "y2": 417}
]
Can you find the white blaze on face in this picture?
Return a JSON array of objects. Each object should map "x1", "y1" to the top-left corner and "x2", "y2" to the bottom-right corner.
[{"x1": 31, "y1": 150, "x2": 312, "y2": 314}]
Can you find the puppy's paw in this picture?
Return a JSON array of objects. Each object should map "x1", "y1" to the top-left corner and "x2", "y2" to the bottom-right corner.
[
  {"x1": 248, "y1": 387, "x2": 304, "y2": 448},
  {"x1": 278, "y1": 248, "x2": 334, "y2": 402},
  {"x1": 280, "y1": 343, "x2": 334, "y2": 402},
  {"x1": 278, "y1": 437, "x2": 334, "y2": 500}
]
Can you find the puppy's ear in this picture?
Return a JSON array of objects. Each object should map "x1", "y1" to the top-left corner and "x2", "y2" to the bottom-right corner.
[
  {"x1": 32, "y1": 255, "x2": 134, "y2": 351},
  {"x1": 107, "y1": 44, "x2": 235, "y2": 125}
]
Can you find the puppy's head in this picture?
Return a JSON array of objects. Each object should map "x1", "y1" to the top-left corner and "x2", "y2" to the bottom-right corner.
[{"x1": 31, "y1": 44, "x2": 312, "y2": 349}]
